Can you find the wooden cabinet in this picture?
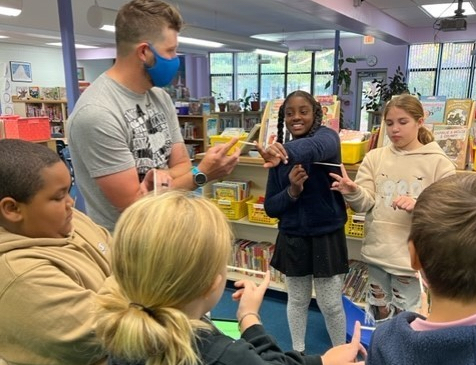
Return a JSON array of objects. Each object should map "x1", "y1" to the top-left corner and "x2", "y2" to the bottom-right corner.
[{"x1": 13, "y1": 99, "x2": 68, "y2": 138}]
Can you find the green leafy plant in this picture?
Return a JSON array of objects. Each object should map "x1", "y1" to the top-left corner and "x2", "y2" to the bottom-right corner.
[
  {"x1": 212, "y1": 91, "x2": 224, "y2": 103},
  {"x1": 239, "y1": 88, "x2": 251, "y2": 111},
  {"x1": 363, "y1": 66, "x2": 413, "y2": 112},
  {"x1": 325, "y1": 46, "x2": 357, "y2": 94}
]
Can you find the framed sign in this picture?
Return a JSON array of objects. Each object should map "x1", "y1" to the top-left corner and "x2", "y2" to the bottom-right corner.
[
  {"x1": 77, "y1": 67, "x2": 85, "y2": 81},
  {"x1": 10, "y1": 61, "x2": 32, "y2": 82}
]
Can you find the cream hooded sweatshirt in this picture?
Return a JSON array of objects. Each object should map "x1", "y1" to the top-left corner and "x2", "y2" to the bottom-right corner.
[
  {"x1": 344, "y1": 141, "x2": 456, "y2": 276},
  {"x1": 0, "y1": 209, "x2": 111, "y2": 365}
]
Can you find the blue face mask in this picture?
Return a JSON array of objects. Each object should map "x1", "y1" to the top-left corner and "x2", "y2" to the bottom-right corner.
[{"x1": 145, "y1": 43, "x2": 180, "y2": 87}]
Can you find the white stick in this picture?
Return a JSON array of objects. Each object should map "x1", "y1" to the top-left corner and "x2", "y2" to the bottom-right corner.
[
  {"x1": 418, "y1": 270, "x2": 425, "y2": 293},
  {"x1": 238, "y1": 140, "x2": 256, "y2": 146},
  {"x1": 153, "y1": 169, "x2": 157, "y2": 196},
  {"x1": 312, "y1": 162, "x2": 342, "y2": 167},
  {"x1": 227, "y1": 265, "x2": 266, "y2": 276},
  {"x1": 360, "y1": 325, "x2": 376, "y2": 331}
]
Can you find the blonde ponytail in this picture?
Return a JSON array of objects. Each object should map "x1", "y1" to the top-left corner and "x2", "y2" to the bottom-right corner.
[{"x1": 95, "y1": 190, "x2": 233, "y2": 365}]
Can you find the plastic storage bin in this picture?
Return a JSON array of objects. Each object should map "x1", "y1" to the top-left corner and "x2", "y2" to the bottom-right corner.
[
  {"x1": 2, "y1": 115, "x2": 50, "y2": 141},
  {"x1": 211, "y1": 196, "x2": 252, "y2": 220},
  {"x1": 246, "y1": 198, "x2": 278, "y2": 225},
  {"x1": 342, "y1": 295, "x2": 374, "y2": 349},
  {"x1": 210, "y1": 135, "x2": 247, "y2": 155},
  {"x1": 345, "y1": 208, "x2": 365, "y2": 238},
  {"x1": 341, "y1": 140, "x2": 369, "y2": 164}
]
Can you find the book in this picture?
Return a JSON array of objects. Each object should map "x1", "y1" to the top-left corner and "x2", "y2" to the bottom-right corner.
[
  {"x1": 420, "y1": 95, "x2": 446, "y2": 124},
  {"x1": 16, "y1": 86, "x2": 28, "y2": 100},
  {"x1": 212, "y1": 182, "x2": 240, "y2": 201},
  {"x1": 443, "y1": 98, "x2": 474, "y2": 126},
  {"x1": 28, "y1": 86, "x2": 40, "y2": 99},
  {"x1": 206, "y1": 118, "x2": 218, "y2": 144},
  {"x1": 41, "y1": 87, "x2": 60, "y2": 100},
  {"x1": 259, "y1": 99, "x2": 284, "y2": 149},
  {"x1": 315, "y1": 95, "x2": 340, "y2": 121},
  {"x1": 433, "y1": 124, "x2": 470, "y2": 169}
]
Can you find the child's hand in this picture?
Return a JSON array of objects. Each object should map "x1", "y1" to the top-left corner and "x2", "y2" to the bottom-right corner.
[
  {"x1": 321, "y1": 321, "x2": 367, "y2": 365},
  {"x1": 288, "y1": 164, "x2": 308, "y2": 197},
  {"x1": 232, "y1": 271, "x2": 270, "y2": 330},
  {"x1": 391, "y1": 196, "x2": 416, "y2": 212},
  {"x1": 254, "y1": 142, "x2": 288, "y2": 168},
  {"x1": 330, "y1": 164, "x2": 358, "y2": 195}
]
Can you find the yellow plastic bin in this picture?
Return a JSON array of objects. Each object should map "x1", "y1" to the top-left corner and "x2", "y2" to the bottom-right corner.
[{"x1": 341, "y1": 140, "x2": 369, "y2": 164}]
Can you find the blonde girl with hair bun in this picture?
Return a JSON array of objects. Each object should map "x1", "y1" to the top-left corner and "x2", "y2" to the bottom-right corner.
[{"x1": 97, "y1": 190, "x2": 366, "y2": 365}]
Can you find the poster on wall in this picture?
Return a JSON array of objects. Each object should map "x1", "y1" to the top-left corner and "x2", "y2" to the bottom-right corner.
[
  {"x1": 0, "y1": 62, "x2": 14, "y2": 115},
  {"x1": 10, "y1": 61, "x2": 32, "y2": 83}
]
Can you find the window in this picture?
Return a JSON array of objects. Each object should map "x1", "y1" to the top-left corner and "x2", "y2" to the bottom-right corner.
[
  {"x1": 407, "y1": 42, "x2": 476, "y2": 98},
  {"x1": 314, "y1": 49, "x2": 335, "y2": 95},
  {"x1": 210, "y1": 53, "x2": 234, "y2": 101},
  {"x1": 286, "y1": 50, "x2": 313, "y2": 94}
]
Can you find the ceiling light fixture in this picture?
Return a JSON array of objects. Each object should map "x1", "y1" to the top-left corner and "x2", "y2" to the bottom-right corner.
[
  {"x1": 254, "y1": 48, "x2": 287, "y2": 57},
  {"x1": 87, "y1": 4, "x2": 116, "y2": 32},
  {"x1": 421, "y1": 2, "x2": 476, "y2": 18},
  {"x1": 178, "y1": 36, "x2": 224, "y2": 48},
  {"x1": 46, "y1": 42, "x2": 99, "y2": 49},
  {"x1": 0, "y1": 0, "x2": 22, "y2": 16},
  {"x1": 181, "y1": 25, "x2": 288, "y2": 54},
  {"x1": 86, "y1": 5, "x2": 287, "y2": 54}
]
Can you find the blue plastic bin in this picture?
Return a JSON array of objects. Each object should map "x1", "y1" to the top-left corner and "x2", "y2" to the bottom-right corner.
[{"x1": 343, "y1": 295, "x2": 374, "y2": 348}]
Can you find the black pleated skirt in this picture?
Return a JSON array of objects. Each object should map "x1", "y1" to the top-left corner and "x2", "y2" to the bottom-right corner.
[{"x1": 270, "y1": 228, "x2": 349, "y2": 278}]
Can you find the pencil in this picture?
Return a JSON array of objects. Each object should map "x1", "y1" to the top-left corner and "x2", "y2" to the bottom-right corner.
[
  {"x1": 227, "y1": 265, "x2": 266, "y2": 276},
  {"x1": 312, "y1": 162, "x2": 342, "y2": 167}
]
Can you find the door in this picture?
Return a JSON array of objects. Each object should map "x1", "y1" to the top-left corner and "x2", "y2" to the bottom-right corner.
[{"x1": 355, "y1": 70, "x2": 387, "y2": 131}]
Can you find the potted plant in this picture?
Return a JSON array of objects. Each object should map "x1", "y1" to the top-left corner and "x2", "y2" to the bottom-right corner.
[
  {"x1": 250, "y1": 92, "x2": 260, "y2": 111},
  {"x1": 239, "y1": 88, "x2": 251, "y2": 111},
  {"x1": 363, "y1": 66, "x2": 411, "y2": 112},
  {"x1": 325, "y1": 46, "x2": 357, "y2": 95},
  {"x1": 213, "y1": 92, "x2": 227, "y2": 112}
]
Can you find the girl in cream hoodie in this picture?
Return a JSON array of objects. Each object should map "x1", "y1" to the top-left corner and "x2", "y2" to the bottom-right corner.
[{"x1": 330, "y1": 95, "x2": 455, "y2": 324}]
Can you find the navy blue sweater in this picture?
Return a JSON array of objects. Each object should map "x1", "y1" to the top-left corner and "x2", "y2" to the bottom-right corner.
[
  {"x1": 368, "y1": 311, "x2": 476, "y2": 365},
  {"x1": 264, "y1": 126, "x2": 347, "y2": 236}
]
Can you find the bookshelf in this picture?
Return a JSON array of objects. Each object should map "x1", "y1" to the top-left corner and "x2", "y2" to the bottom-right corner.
[
  {"x1": 216, "y1": 111, "x2": 261, "y2": 133},
  {"x1": 178, "y1": 114, "x2": 219, "y2": 157},
  {"x1": 13, "y1": 99, "x2": 68, "y2": 138},
  {"x1": 196, "y1": 155, "x2": 363, "y2": 292}
]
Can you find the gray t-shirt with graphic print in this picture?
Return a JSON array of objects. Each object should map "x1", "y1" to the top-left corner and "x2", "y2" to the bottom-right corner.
[{"x1": 67, "y1": 73, "x2": 183, "y2": 232}]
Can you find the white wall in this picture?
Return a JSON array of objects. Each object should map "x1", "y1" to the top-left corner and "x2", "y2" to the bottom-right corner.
[
  {"x1": 0, "y1": 43, "x2": 65, "y2": 89},
  {"x1": 77, "y1": 59, "x2": 114, "y2": 83}
]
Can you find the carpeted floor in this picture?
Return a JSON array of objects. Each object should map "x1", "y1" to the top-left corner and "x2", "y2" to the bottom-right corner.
[{"x1": 211, "y1": 283, "x2": 333, "y2": 356}]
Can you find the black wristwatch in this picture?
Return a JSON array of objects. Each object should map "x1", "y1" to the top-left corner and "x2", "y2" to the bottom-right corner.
[{"x1": 191, "y1": 166, "x2": 208, "y2": 187}]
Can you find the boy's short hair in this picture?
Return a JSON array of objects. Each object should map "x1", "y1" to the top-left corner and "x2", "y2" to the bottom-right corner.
[
  {"x1": 0, "y1": 139, "x2": 61, "y2": 203},
  {"x1": 409, "y1": 174, "x2": 476, "y2": 302}
]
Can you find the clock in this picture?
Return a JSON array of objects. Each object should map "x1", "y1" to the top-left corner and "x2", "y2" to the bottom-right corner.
[{"x1": 367, "y1": 55, "x2": 378, "y2": 67}]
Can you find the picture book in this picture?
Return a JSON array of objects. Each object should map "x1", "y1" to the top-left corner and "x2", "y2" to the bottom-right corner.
[
  {"x1": 206, "y1": 118, "x2": 218, "y2": 143},
  {"x1": 212, "y1": 182, "x2": 240, "y2": 201},
  {"x1": 420, "y1": 95, "x2": 446, "y2": 123},
  {"x1": 16, "y1": 86, "x2": 28, "y2": 100},
  {"x1": 443, "y1": 98, "x2": 474, "y2": 126},
  {"x1": 28, "y1": 86, "x2": 40, "y2": 99},
  {"x1": 315, "y1": 95, "x2": 340, "y2": 121},
  {"x1": 259, "y1": 99, "x2": 284, "y2": 149},
  {"x1": 41, "y1": 87, "x2": 60, "y2": 100},
  {"x1": 433, "y1": 124, "x2": 470, "y2": 169}
]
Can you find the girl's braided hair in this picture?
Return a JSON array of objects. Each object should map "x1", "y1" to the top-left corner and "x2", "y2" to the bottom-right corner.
[{"x1": 276, "y1": 90, "x2": 323, "y2": 144}]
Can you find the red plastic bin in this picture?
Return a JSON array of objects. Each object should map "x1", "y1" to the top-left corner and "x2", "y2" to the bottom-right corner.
[{"x1": 2, "y1": 115, "x2": 50, "y2": 141}]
